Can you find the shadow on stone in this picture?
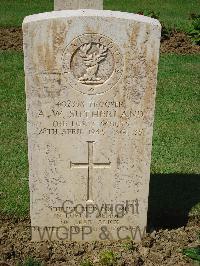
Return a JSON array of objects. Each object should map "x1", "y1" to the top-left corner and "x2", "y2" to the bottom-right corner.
[{"x1": 147, "y1": 174, "x2": 200, "y2": 231}]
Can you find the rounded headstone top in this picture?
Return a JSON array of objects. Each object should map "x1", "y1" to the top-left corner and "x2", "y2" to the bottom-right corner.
[{"x1": 23, "y1": 9, "x2": 161, "y2": 28}]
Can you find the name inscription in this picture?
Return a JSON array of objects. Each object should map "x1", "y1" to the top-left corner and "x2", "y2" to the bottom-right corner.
[{"x1": 37, "y1": 99, "x2": 144, "y2": 136}]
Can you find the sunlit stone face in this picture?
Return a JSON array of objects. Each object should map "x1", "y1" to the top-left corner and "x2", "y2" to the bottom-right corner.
[{"x1": 23, "y1": 10, "x2": 161, "y2": 242}]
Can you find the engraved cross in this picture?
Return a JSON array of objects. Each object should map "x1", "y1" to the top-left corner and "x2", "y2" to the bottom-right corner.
[{"x1": 70, "y1": 141, "x2": 111, "y2": 201}]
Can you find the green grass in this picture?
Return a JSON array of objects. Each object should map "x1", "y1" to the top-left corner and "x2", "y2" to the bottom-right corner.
[
  {"x1": 0, "y1": 0, "x2": 200, "y2": 31},
  {"x1": 0, "y1": 51, "x2": 199, "y2": 217},
  {"x1": 99, "y1": 250, "x2": 119, "y2": 265},
  {"x1": 17, "y1": 257, "x2": 42, "y2": 266},
  {"x1": 106, "y1": 0, "x2": 200, "y2": 31},
  {"x1": 0, "y1": 0, "x2": 53, "y2": 27},
  {"x1": 152, "y1": 54, "x2": 200, "y2": 174},
  {"x1": 0, "y1": 51, "x2": 29, "y2": 216}
]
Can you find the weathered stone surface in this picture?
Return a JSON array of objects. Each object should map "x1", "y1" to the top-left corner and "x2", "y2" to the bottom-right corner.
[
  {"x1": 54, "y1": 0, "x2": 103, "y2": 10},
  {"x1": 23, "y1": 10, "x2": 161, "y2": 242}
]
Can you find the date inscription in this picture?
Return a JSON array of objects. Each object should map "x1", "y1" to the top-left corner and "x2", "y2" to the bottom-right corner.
[{"x1": 36, "y1": 99, "x2": 145, "y2": 136}]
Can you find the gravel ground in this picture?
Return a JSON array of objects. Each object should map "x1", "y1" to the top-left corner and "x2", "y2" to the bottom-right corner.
[{"x1": 0, "y1": 216, "x2": 199, "y2": 265}]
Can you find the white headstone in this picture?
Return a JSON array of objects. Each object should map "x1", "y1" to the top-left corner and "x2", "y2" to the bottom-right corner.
[
  {"x1": 54, "y1": 0, "x2": 103, "y2": 10},
  {"x1": 23, "y1": 10, "x2": 161, "y2": 242}
]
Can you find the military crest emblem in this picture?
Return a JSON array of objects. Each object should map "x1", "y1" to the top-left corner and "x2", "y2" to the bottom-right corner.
[{"x1": 62, "y1": 33, "x2": 123, "y2": 95}]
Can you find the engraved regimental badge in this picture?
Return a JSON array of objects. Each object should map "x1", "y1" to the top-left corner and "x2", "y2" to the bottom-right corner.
[{"x1": 62, "y1": 33, "x2": 123, "y2": 95}]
